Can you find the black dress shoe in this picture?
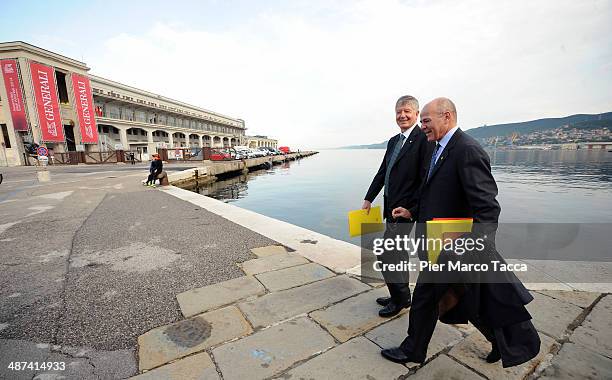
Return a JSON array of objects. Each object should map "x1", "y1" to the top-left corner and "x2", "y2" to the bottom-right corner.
[
  {"x1": 376, "y1": 296, "x2": 391, "y2": 306},
  {"x1": 381, "y1": 347, "x2": 425, "y2": 364},
  {"x1": 486, "y1": 345, "x2": 501, "y2": 363},
  {"x1": 378, "y1": 301, "x2": 410, "y2": 318}
]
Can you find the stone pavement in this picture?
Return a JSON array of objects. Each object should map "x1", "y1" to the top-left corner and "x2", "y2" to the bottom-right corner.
[
  {"x1": 0, "y1": 166, "x2": 276, "y2": 379},
  {"x1": 132, "y1": 244, "x2": 612, "y2": 380},
  {"x1": 2, "y1": 166, "x2": 611, "y2": 379}
]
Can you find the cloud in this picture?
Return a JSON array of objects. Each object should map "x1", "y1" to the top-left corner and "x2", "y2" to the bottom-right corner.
[{"x1": 84, "y1": 0, "x2": 611, "y2": 148}]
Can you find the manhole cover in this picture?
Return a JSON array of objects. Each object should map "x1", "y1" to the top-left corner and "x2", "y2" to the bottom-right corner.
[{"x1": 163, "y1": 318, "x2": 212, "y2": 347}]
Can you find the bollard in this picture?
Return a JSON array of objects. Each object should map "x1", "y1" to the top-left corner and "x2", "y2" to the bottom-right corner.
[
  {"x1": 37, "y1": 170, "x2": 50, "y2": 182},
  {"x1": 156, "y1": 171, "x2": 169, "y2": 186}
]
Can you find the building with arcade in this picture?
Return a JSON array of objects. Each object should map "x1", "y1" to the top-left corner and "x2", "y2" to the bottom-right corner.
[{"x1": 0, "y1": 41, "x2": 278, "y2": 166}]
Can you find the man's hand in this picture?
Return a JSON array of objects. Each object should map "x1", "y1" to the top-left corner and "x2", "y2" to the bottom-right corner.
[
  {"x1": 362, "y1": 200, "x2": 372, "y2": 215},
  {"x1": 392, "y1": 207, "x2": 412, "y2": 220}
]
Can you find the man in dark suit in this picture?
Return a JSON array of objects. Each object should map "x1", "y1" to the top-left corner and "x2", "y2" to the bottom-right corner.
[
  {"x1": 362, "y1": 95, "x2": 429, "y2": 318},
  {"x1": 382, "y1": 97, "x2": 540, "y2": 367}
]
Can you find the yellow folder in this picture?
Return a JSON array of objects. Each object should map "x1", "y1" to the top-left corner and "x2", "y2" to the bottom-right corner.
[
  {"x1": 348, "y1": 206, "x2": 385, "y2": 237},
  {"x1": 426, "y1": 218, "x2": 473, "y2": 263}
]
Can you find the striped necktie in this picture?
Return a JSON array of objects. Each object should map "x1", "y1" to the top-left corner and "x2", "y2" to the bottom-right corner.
[
  {"x1": 427, "y1": 142, "x2": 441, "y2": 181},
  {"x1": 384, "y1": 134, "x2": 406, "y2": 196}
]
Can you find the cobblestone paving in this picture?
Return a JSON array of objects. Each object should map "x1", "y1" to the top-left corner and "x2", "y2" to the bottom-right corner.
[{"x1": 132, "y1": 245, "x2": 611, "y2": 380}]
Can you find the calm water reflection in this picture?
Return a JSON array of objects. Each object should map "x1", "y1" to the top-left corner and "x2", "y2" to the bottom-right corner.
[{"x1": 192, "y1": 149, "x2": 612, "y2": 244}]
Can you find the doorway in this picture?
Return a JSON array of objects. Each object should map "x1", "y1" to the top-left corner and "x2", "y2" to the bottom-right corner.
[{"x1": 64, "y1": 125, "x2": 76, "y2": 151}]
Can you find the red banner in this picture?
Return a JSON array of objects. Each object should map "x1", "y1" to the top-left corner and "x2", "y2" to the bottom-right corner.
[
  {"x1": 29, "y1": 61, "x2": 64, "y2": 142},
  {"x1": 71, "y1": 73, "x2": 98, "y2": 143},
  {"x1": 1, "y1": 59, "x2": 28, "y2": 131}
]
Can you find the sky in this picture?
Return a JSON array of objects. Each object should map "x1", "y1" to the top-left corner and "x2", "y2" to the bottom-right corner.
[{"x1": 1, "y1": 0, "x2": 611, "y2": 149}]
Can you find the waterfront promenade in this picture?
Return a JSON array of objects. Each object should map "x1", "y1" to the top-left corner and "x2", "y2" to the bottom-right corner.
[{"x1": 0, "y1": 164, "x2": 610, "y2": 379}]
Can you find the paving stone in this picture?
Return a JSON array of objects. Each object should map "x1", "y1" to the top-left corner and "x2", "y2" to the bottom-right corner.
[
  {"x1": 536, "y1": 290, "x2": 601, "y2": 309},
  {"x1": 177, "y1": 276, "x2": 266, "y2": 317},
  {"x1": 570, "y1": 295, "x2": 612, "y2": 358},
  {"x1": 138, "y1": 306, "x2": 252, "y2": 371},
  {"x1": 212, "y1": 317, "x2": 335, "y2": 380},
  {"x1": 238, "y1": 275, "x2": 371, "y2": 328},
  {"x1": 250, "y1": 245, "x2": 288, "y2": 257},
  {"x1": 310, "y1": 287, "x2": 406, "y2": 342},
  {"x1": 448, "y1": 329, "x2": 556, "y2": 380},
  {"x1": 365, "y1": 314, "x2": 463, "y2": 369},
  {"x1": 255, "y1": 262, "x2": 335, "y2": 291},
  {"x1": 452, "y1": 322, "x2": 478, "y2": 336},
  {"x1": 240, "y1": 253, "x2": 309, "y2": 275},
  {"x1": 273, "y1": 336, "x2": 409, "y2": 379},
  {"x1": 131, "y1": 351, "x2": 219, "y2": 380},
  {"x1": 538, "y1": 342, "x2": 612, "y2": 380},
  {"x1": 409, "y1": 354, "x2": 485, "y2": 380},
  {"x1": 527, "y1": 292, "x2": 584, "y2": 339}
]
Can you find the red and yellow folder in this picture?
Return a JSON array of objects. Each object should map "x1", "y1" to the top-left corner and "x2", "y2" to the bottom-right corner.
[{"x1": 426, "y1": 218, "x2": 473, "y2": 263}]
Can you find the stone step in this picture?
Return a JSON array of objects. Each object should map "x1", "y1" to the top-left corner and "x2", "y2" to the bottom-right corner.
[
  {"x1": 237, "y1": 275, "x2": 371, "y2": 329},
  {"x1": 273, "y1": 336, "x2": 409, "y2": 379},
  {"x1": 250, "y1": 245, "x2": 288, "y2": 257},
  {"x1": 365, "y1": 314, "x2": 463, "y2": 369},
  {"x1": 212, "y1": 317, "x2": 335, "y2": 380},
  {"x1": 255, "y1": 262, "x2": 335, "y2": 292},
  {"x1": 177, "y1": 275, "x2": 266, "y2": 318},
  {"x1": 310, "y1": 287, "x2": 407, "y2": 342},
  {"x1": 131, "y1": 351, "x2": 219, "y2": 380},
  {"x1": 239, "y1": 252, "x2": 309, "y2": 275},
  {"x1": 448, "y1": 330, "x2": 557, "y2": 380},
  {"x1": 137, "y1": 306, "x2": 251, "y2": 371}
]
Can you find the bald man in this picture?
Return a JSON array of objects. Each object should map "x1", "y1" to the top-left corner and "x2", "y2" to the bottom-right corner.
[{"x1": 382, "y1": 98, "x2": 541, "y2": 368}]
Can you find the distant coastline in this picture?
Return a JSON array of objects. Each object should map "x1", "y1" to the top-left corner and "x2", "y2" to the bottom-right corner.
[{"x1": 339, "y1": 111, "x2": 611, "y2": 150}]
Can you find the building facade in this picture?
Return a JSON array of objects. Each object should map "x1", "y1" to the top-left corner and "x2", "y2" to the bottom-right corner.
[
  {"x1": 0, "y1": 41, "x2": 277, "y2": 166},
  {"x1": 246, "y1": 135, "x2": 278, "y2": 149}
]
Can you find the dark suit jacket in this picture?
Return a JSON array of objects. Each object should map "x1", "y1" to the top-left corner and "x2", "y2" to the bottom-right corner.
[
  {"x1": 416, "y1": 128, "x2": 500, "y2": 225},
  {"x1": 413, "y1": 129, "x2": 540, "y2": 366},
  {"x1": 364, "y1": 126, "x2": 429, "y2": 220}
]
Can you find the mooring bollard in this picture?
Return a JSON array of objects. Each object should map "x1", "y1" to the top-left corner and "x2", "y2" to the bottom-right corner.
[{"x1": 156, "y1": 171, "x2": 169, "y2": 186}]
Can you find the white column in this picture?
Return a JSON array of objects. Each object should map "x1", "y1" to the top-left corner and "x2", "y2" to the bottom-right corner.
[
  {"x1": 119, "y1": 128, "x2": 128, "y2": 150},
  {"x1": 198, "y1": 135, "x2": 203, "y2": 148},
  {"x1": 168, "y1": 133, "x2": 174, "y2": 148},
  {"x1": 147, "y1": 130, "x2": 156, "y2": 156},
  {"x1": 185, "y1": 134, "x2": 190, "y2": 147}
]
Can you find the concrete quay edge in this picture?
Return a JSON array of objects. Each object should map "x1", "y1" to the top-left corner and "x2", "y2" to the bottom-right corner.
[{"x1": 158, "y1": 185, "x2": 611, "y2": 293}]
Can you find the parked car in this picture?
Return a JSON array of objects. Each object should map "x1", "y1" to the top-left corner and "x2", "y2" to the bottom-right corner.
[
  {"x1": 210, "y1": 149, "x2": 231, "y2": 161},
  {"x1": 251, "y1": 149, "x2": 267, "y2": 158},
  {"x1": 256, "y1": 148, "x2": 273, "y2": 156},
  {"x1": 279, "y1": 146, "x2": 290, "y2": 154},
  {"x1": 233, "y1": 147, "x2": 255, "y2": 159}
]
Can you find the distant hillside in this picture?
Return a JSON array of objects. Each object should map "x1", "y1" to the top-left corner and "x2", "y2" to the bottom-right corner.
[
  {"x1": 342, "y1": 141, "x2": 387, "y2": 149},
  {"x1": 340, "y1": 112, "x2": 612, "y2": 148},
  {"x1": 466, "y1": 112, "x2": 612, "y2": 139}
]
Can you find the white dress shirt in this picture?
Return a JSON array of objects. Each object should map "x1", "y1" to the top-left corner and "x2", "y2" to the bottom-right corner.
[{"x1": 432, "y1": 126, "x2": 459, "y2": 165}]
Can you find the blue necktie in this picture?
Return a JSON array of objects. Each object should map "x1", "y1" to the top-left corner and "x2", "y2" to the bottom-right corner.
[
  {"x1": 384, "y1": 134, "x2": 405, "y2": 196},
  {"x1": 427, "y1": 143, "x2": 441, "y2": 181}
]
